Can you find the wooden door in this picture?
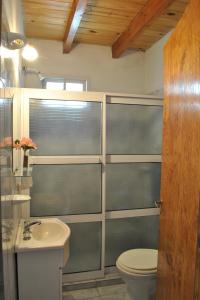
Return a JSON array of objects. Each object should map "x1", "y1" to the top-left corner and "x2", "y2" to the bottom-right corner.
[
  {"x1": 156, "y1": 0, "x2": 200, "y2": 299},
  {"x1": 194, "y1": 210, "x2": 200, "y2": 300}
]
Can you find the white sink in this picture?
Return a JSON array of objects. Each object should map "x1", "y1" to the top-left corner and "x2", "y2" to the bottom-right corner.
[
  {"x1": 31, "y1": 221, "x2": 67, "y2": 243},
  {"x1": 15, "y1": 218, "x2": 71, "y2": 257}
]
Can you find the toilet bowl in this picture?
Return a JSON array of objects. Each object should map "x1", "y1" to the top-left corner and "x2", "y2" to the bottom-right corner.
[{"x1": 116, "y1": 249, "x2": 158, "y2": 300}]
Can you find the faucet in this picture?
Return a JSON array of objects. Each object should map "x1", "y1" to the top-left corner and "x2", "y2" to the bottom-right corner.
[{"x1": 23, "y1": 220, "x2": 41, "y2": 240}]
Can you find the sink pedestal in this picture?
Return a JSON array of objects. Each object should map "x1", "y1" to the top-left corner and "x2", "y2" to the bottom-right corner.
[{"x1": 17, "y1": 248, "x2": 64, "y2": 300}]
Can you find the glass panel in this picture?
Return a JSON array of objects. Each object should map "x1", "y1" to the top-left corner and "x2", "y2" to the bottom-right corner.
[
  {"x1": 30, "y1": 99, "x2": 101, "y2": 155},
  {"x1": 105, "y1": 216, "x2": 159, "y2": 266},
  {"x1": 0, "y1": 97, "x2": 14, "y2": 300},
  {"x1": 63, "y1": 222, "x2": 101, "y2": 274},
  {"x1": 107, "y1": 104, "x2": 163, "y2": 154},
  {"x1": 106, "y1": 163, "x2": 161, "y2": 211},
  {"x1": 0, "y1": 98, "x2": 13, "y2": 196},
  {"x1": 30, "y1": 164, "x2": 101, "y2": 216}
]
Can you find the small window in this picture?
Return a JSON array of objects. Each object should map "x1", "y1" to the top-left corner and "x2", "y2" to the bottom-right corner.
[
  {"x1": 65, "y1": 82, "x2": 84, "y2": 92},
  {"x1": 43, "y1": 78, "x2": 87, "y2": 91},
  {"x1": 46, "y1": 81, "x2": 64, "y2": 90}
]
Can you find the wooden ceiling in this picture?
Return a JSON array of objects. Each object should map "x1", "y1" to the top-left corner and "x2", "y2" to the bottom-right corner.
[{"x1": 23, "y1": 0, "x2": 189, "y2": 57}]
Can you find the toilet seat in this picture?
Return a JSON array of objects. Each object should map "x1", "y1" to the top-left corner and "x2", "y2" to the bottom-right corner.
[{"x1": 116, "y1": 249, "x2": 158, "y2": 276}]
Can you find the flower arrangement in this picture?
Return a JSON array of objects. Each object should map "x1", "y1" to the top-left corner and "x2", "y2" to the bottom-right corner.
[
  {"x1": 14, "y1": 137, "x2": 37, "y2": 152},
  {"x1": 14, "y1": 137, "x2": 37, "y2": 169}
]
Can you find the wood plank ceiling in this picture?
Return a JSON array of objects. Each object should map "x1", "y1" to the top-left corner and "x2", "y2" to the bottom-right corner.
[{"x1": 23, "y1": 0, "x2": 188, "y2": 57}]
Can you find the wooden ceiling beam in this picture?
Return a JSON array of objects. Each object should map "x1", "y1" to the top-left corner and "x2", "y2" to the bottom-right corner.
[
  {"x1": 112, "y1": 0, "x2": 176, "y2": 58},
  {"x1": 63, "y1": 0, "x2": 88, "y2": 53}
]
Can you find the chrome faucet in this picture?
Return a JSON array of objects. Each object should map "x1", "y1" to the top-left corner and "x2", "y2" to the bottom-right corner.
[{"x1": 23, "y1": 220, "x2": 41, "y2": 240}]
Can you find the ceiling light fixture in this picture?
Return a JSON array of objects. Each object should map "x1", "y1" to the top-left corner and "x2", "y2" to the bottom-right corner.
[
  {"x1": 22, "y1": 44, "x2": 39, "y2": 61},
  {"x1": 0, "y1": 32, "x2": 39, "y2": 62},
  {"x1": 2, "y1": 32, "x2": 26, "y2": 50}
]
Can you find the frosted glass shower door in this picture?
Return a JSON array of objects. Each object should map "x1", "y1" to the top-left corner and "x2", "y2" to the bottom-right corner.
[
  {"x1": 20, "y1": 89, "x2": 106, "y2": 282},
  {"x1": 107, "y1": 103, "x2": 163, "y2": 154},
  {"x1": 105, "y1": 216, "x2": 160, "y2": 266},
  {"x1": 106, "y1": 163, "x2": 161, "y2": 211},
  {"x1": 20, "y1": 89, "x2": 163, "y2": 282},
  {"x1": 105, "y1": 96, "x2": 163, "y2": 268},
  {"x1": 30, "y1": 99, "x2": 101, "y2": 155}
]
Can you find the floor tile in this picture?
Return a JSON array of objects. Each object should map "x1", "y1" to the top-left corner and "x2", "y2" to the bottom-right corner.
[
  {"x1": 63, "y1": 282, "x2": 97, "y2": 292},
  {"x1": 97, "y1": 284, "x2": 127, "y2": 296},
  {"x1": 99, "y1": 295, "x2": 126, "y2": 300},
  {"x1": 63, "y1": 288, "x2": 99, "y2": 300},
  {"x1": 63, "y1": 284, "x2": 131, "y2": 300},
  {"x1": 85, "y1": 298, "x2": 101, "y2": 300},
  {"x1": 63, "y1": 296, "x2": 101, "y2": 300},
  {"x1": 63, "y1": 295, "x2": 75, "y2": 300},
  {"x1": 124, "y1": 293, "x2": 132, "y2": 300}
]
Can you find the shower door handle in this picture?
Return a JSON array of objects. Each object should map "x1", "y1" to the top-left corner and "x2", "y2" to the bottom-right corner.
[{"x1": 155, "y1": 200, "x2": 162, "y2": 208}]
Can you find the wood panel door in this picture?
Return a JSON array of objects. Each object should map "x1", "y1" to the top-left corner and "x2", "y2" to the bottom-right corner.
[{"x1": 156, "y1": 0, "x2": 200, "y2": 299}]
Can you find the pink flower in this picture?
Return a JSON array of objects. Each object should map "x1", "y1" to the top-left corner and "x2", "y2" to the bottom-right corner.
[
  {"x1": 14, "y1": 137, "x2": 37, "y2": 151},
  {"x1": 20, "y1": 137, "x2": 32, "y2": 146}
]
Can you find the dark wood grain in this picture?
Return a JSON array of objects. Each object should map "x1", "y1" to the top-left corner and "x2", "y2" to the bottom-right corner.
[
  {"x1": 63, "y1": 0, "x2": 88, "y2": 53},
  {"x1": 157, "y1": 0, "x2": 200, "y2": 299},
  {"x1": 112, "y1": 0, "x2": 176, "y2": 58},
  {"x1": 194, "y1": 196, "x2": 200, "y2": 300}
]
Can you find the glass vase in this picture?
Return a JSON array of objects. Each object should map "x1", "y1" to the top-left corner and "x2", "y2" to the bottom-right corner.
[{"x1": 23, "y1": 152, "x2": 29, "y2": 176}]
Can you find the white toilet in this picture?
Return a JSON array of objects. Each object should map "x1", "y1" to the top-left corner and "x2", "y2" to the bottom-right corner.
[{"x1": 116, "y1": 249, "x2": 158, "y2": 300}]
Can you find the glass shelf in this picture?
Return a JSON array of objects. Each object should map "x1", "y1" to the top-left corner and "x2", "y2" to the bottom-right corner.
[
  {"x1": 14, "y1": 168, "x2": 33, "y2": 192},
  {"x1": 14, "y1": 167, "x2": 33, "y2": 177}
]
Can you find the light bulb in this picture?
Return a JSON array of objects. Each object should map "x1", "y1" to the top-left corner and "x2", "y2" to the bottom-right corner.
[{"x1": 22, "y1": 44, "x2": 38, "y2": 61}]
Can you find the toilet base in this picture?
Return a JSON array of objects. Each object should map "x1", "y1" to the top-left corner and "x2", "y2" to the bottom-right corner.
[{"x1": 120, "y1": 272, "x2": 157, "y2": 300}]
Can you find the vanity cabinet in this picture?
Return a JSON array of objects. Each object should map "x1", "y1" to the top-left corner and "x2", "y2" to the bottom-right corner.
[
  {"x1": 15, "y1": 218, "x2": 70, "y2": 300},
  {"x1": 17, "y1": 248, "x2": 64, "y2": 300}
]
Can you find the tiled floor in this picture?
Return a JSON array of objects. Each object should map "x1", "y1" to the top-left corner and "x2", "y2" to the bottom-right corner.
[{"x1": 63, "y1": 283, "x2": 131, "y2": 300}]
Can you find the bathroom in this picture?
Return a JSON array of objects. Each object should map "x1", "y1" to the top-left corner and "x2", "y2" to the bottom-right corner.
[{"x1": 0, "y1": 0, "x2": 199, "y2": 300}]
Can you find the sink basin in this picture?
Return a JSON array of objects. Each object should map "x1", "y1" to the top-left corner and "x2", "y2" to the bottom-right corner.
[
  {"x1": 32, "y1": 222, "x2": 66, "y2": 242},
  {"x1": 15, "y1": 218, "x2": 71, "y2": 256}
]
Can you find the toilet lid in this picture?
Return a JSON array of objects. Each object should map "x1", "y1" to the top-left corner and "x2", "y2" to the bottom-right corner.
[{"x1": 117, "y1": 249, "x2": 158, "y2": 273}]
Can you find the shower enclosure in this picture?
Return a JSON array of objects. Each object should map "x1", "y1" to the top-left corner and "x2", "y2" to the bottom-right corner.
[{"x1": 14, "y1": 89, "x2": 163, "y2": 283}]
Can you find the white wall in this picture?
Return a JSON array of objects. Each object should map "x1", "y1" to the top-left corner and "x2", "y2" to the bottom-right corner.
[
  {"x1": 144, "y1": 32, "x2": 172, "y2": 96},
  {"x1": 24, "y1": 34, "x2": 172, "y2": 96},
  {"x1": 24, "y1": 40, "x2": 145, "y2": 94}
]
